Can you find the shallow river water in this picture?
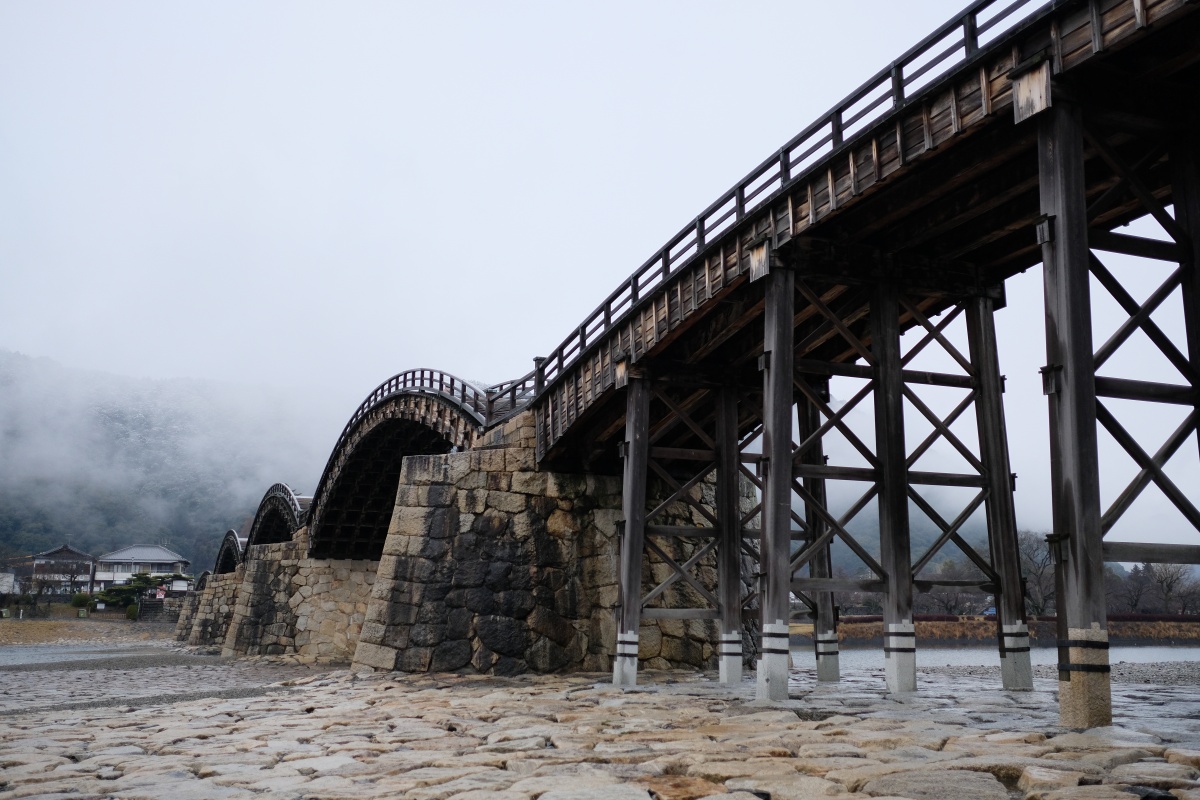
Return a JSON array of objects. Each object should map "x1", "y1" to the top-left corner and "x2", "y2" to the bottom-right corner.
[{"x1": 792, "y1": 643, "x2": 1200, "y2": 671}]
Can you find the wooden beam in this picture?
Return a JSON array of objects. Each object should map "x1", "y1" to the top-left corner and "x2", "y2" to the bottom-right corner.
[
  {"x1": 1102, "y1": 542, "x2": 1200, "y2": 565},
  {"x1": 716, "y1": 385, "x2": 744, "y2": 683},
  {"x1": 797, "y1": 379, "x2": 840, "y2": 681},
  {"x1": 795, "y1": 359, "x2": 973, "y2": 388},
  {"x1": 1094, "y1": 376, "x2": 1196, "y2": 405},
  {"x1": 968, "y1": 293, "x2": 1032, "y2": 689},
  {"x1": 615, "y1": 374, "x2": 650, "y2": 687},
  {"x1": 1039, "y1": 100, "x2": 1110, "y2": 727},
  {"x1": 792, "y1": 578, "x2": 886, "y2": 594},
  {"x1": 1089, "y1": 229, "x2": 1182, "y2": 262},
  {"x1": 642, "y1": 608, "x2": 721, "y2": 620},
  {"x1": 759, "y1": 259, "x2": 795, "y2": 700},
  {"x1": 645, "y1": 525, "x2": 717, "y2": 538},
  {"x1": 872, "y1": 282, "x2": 916, "y2": 693}
]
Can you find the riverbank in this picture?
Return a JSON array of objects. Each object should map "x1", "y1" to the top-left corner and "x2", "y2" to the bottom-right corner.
[{"x1": 0, "y1": 617, "x2": 175, "y2": 646}]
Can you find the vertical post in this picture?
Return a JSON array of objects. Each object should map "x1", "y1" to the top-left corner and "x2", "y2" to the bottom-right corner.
[
  {"x1": 1171, "y1": 135, "x2": 1200, "y2": 466},
  {"x1": 798, "y1": 377, "x2": 840, "y2": 682},
  {"x1": 1039, "y1": 102, "x2": 1110, "y2": 728},
  {"x1": 614, "y1": 373, "x2": 650, "y2": 688},
  {"x1": 758, "y1": 261, "x2": 795, "y2": 701},
  {"x1": 533, "y1": 357, "x2": 546, "y2": 395},
  {"x1": 871, "y1": 282, "x2": 916, "y2": 693},
  {"x1": 716, "y1": 385, "x2": 744, "y2": 684},
  {"x1": 967, "y1": 295, "x2": 1033, "y2": 691}
]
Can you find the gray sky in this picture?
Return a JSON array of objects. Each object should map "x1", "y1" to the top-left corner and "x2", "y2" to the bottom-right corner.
[{"x1": 2, "y1": 1, "x2": 1196, "y2": 542}]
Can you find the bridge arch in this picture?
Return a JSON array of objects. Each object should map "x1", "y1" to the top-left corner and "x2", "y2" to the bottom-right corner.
[
  {"x1": 195, "y1": 571, "x2": 212, "y2": 592},
  {"x1": 245, "y1": 484, "x2": 310, "y2": 549},
  {"x1": 307, "y1": 369, "x2": 486, "y2": 561},
  {"x1": 213, "y1": 530, "x2": 247, "y2": 574}
]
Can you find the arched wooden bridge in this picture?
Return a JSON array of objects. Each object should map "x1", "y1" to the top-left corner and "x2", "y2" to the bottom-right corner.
[{"x1": 219, "y1": 0, "x2": 1200, "y2": 728}]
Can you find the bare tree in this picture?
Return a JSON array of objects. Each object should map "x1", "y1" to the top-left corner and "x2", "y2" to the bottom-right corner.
[
  {"x1": 59, "y1": 560, "x2": 91, "y2": 594},
  {"x1": 1110, "y1": 563, "x2": 1152, "y2": 613},
  {"x1": 1147, "y1": 563, "x2": 1193, "y2": 614},
  {"x1": 914, "y1": 556, "x2": 985, "y2": 616},
  {"x1": 1017, "y1": 531, "x2": 1055, "y2": 616}
]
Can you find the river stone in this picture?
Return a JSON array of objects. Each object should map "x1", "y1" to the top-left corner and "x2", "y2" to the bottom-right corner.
[
  {"x1": 1018, "y1": 765, "x2": 1084, "y2": 793},
  {"x1": 538, "y1": 787, "x2": 653, "y2": 800},
  {"x1": 1168, "y1": 748, "x2": 1200, "y2": 768},
  {"x1": 1108, "y1": 760, "x2": 1200, "y2": 788},
  {"x1": 725, "y1": 774, "x2": 853, "y2": 799},
  {"x1": 862, "y1": 769, "x2": 1008, "y2": 800}
]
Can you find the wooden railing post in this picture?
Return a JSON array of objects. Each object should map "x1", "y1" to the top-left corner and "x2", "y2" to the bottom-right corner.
[{"x1": 533, "y1": 357, "x2": 546, "y2": 396}]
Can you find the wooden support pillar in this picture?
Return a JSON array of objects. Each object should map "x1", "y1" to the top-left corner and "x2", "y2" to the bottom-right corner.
[
  {"x1": 758, "y1": 262, "x2": 795, "y2": 701},
  {"x1": 614, "y1": 373, "x2": 650, "y2": 687},
  {"x1": 1171, "y1": 134, "x2": 1200, "y2": 465},
  {"x1": 1039, "y1": 102, "x2": 1110, "y2": 728},
  {"x1": 716, "y1": 385, "x2": 743, "y2": 684},
  {"x1": 798, "y1": 378, "x2": 839, "y2": 682},
  {"x1": 966, "y1": 295, "x2": 1033, "y2": 691},
  {"x1": 871, "y1": 282, "x2": 916, "y2": 693}
]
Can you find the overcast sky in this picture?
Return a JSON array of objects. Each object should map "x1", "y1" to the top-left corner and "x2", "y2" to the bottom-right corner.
[{"x1": 2, "y1": 1, "x2": 1196, "y2": 543}]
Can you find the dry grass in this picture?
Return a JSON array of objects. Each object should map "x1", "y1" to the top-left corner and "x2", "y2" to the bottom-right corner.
[{"x1": 0, "y1": 618, "x2": 172, "y2": 646}]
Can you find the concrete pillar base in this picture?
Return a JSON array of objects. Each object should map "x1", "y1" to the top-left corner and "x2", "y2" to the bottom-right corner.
[
  {"x1": 815, "y1": 629, "x2": 840, "y2": 682},
  {"x1": 1001, "y1": 623, "x2": 1033, "y2": 691},
  {"x1": 885, "y1": 622, "x2": 917, "y2": 693},
  {"x1": 756, "y1": 622, "x2": 790, "y2": 701},
  {"x1": 1059, "y1": 627, "x2": 1112, "y2": 728},
  {"x1": 718, "y1": 633, "x2": 742, "y2": 685},
  {"x1": 613, "y1": 632, "x2": 639, "y2": 687}
]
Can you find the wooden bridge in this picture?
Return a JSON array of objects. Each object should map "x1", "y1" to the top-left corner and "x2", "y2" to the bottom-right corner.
[
  {"x1": 518, "y1": 0, "x2": 1200, "y2": 727},
  {"x1": 215, "y1": 0, "x2": 1200, "y2": 728}
]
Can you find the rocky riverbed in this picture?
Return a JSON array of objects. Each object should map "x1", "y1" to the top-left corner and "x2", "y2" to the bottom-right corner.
[{"x1": 1, "y1": 641, "x2": 1200, "y2": 800}]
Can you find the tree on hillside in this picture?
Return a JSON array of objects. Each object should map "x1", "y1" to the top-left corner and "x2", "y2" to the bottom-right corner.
[
  {"x1": 1110, "y1": 563, "x2": 1153, "y2": 613},
  {"x1": 1017, "y1": 530, "x2": 1055, "y2": 616},
  {"x1": 1146, "y1": 563, "x2": 1194, "y2": 614}
]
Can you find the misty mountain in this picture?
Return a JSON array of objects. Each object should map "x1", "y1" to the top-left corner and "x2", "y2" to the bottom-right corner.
[{"x1": 0, "y1": 350, "x2": 330, "y2": 576}]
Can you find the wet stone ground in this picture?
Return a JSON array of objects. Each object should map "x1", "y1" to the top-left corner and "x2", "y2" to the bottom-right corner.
[{"x1": 1, "y1": 643, "x2": 1200, "y2": 800}]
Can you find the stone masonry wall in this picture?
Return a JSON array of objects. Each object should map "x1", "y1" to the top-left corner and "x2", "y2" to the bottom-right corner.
[
  {"x1": 219, "y1": 536, "x2": 375, "y2": 662},
  {"x1": 179, "y1": 572, "x2": 241, "y2": 647},
  {"x1": 352, "y1": 415, "x2": 741, "y2": 675},
  {"x1": 173, "y1": 587, "x2": 201, "y2": 641}
]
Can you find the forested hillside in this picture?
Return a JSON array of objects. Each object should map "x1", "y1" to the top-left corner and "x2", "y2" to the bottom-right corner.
[{"x1": 0, "y1": 350, "x2": 329, "y2": 574}]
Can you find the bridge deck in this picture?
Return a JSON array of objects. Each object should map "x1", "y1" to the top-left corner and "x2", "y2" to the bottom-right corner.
[{"x1": 534, "y1": 0, "x2": 1200, "y2": 469}]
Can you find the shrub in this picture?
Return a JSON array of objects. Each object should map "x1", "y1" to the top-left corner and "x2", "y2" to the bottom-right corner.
[
  {"x1": 126, "y1": 604, "x2": 139, "y2": 621},
  {"x1": 70, "y1": 593, "x2": 91, "y2": 608}
]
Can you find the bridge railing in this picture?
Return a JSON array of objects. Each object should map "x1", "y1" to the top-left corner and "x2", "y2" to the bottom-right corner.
[
  {"x1": 485, "y1": 369, "x2": 539, "y2": 423},
  {"x1": 535, "y1": 0, "x2": 1048, "y2": 394},
  {"x1": 262, "y1": 483, "x2": 305, "y2": 522},
  {"x1": 339, "y1": 369, "x2": 492, "y2": 444}
]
